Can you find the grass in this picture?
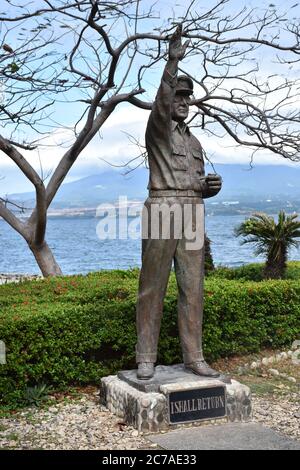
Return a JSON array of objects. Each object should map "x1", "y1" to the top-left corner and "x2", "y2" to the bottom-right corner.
[
  {"x1": 242, "y1": 380, "x2": 277, "y2": 396},
  {"x1": 5, "y1": 433, "x2": 19, "y2": 441},
  {"x1": 212, "y1": 348, "x2": 299, "y2": 397}
]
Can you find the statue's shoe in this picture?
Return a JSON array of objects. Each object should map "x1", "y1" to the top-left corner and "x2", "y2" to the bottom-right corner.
[
  {"x1": 185, "y1": 360, "x2": 220, "y2": 378},
  {"x1": 137, "y1": 362, "x2": 154, "y2": 380}
]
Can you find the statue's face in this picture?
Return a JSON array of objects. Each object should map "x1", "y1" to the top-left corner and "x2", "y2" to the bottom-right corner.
[{"x1": 171, "y1": 93, "x2": 190, "y2": 122}]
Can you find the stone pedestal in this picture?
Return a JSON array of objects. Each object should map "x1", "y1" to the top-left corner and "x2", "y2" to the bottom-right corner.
[{"x1": 100, "y1": 364, "x2": 252, "y2": 433}]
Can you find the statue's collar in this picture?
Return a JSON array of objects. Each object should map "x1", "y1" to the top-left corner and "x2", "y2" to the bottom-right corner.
[{"x1": 171, "y1": 120, "x2": 190, "y2": 134}]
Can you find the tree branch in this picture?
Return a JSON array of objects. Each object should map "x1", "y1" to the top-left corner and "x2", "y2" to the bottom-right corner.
[{"x1": 0, "y1": 200, "x2": 29, "y2": 240}]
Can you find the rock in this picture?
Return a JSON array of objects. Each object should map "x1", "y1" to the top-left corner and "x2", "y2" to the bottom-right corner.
[
  {"x1": 280, "y1": 373, "x2": 288, "y2": 379},
  {"x1": 9, "y1": 441, "x2": 17, "y2": 447},
  {"x1": 0, "y1": 273, "x2": 42, "y2": 285},
  {"x1": 141, "y1": 398, "x2": 151, "y2": 407},
  {"x1": 131, "y1": 430, "x2": 139, "y2": 437},
  {"x1": 250, "y1": 362, "x2": 258, "y2": 369},
  {"x1": 268, "y1": 369, "x2": 280, "y2": 376},
  {"x1": 280, "y1": 352, "x2": 288, "y2": 360},
  {"x1": 287, "y1": 351, "x2": 293, "y2": 357},
  {"x1": 262, "y1": 358, "x2": 269, "y2": 366},
  {"x1": 287, "y1": 377, "x2": 297, "y2": 383},
  {"x1": 291, "y1": 351, "x2": 300, "y2": 366},
  {"x1": 291, "y1": 340, "x2": 300, "y2": 350},
  {"x1": 48, "y1": 407, "x2": 57, "y2": 413},
  {"x1": 258, "y1": 409, "x2": 269, "y2": 417}
]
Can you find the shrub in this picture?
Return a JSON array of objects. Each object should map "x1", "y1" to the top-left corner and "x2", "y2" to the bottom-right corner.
[
  {"x1": 207, "y1": 263, "x2": 264, "y2": 281},
  {"x1": 208, "y1": 261, "x2": 300, "y2": 281},
  {"x1": 0, "y1": 269, "x2": 299, "y2": 406}
]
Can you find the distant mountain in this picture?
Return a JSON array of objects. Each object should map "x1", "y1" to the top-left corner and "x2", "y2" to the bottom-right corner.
[
  {"x1": 215, "y1": 164, "x2": 300, "y2": 200},
  {"x1": 208, "y1": 164, "x2": 300, "y2": 214},
  {"x1": 6, "y1": 164, "x2": 300, "y2": 212},
  {"x1": 8, "y1": 169, "x2": 148, "y2": 209}
]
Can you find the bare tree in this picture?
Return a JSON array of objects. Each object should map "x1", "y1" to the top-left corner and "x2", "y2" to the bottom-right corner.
[{"x1": 0, "y1": 0, "x2": 299, "y2": 276}]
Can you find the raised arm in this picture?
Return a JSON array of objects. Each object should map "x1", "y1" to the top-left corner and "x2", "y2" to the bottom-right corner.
[
  {"x1": 163, "y1": 24, "x2": 190, "y2": 88},
  {"x1": 146, "y1": 25, "x2": 189, "y2": 138}
]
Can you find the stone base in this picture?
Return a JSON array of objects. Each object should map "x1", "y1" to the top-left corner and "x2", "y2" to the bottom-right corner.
[
  {"x1": 118, "y1": 363, "x2": 231, "y2": 392},
  {"x1": 100, "y1": 364, "x2": 252, "y2": 432}
]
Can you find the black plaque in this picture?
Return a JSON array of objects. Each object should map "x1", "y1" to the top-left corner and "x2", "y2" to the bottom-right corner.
[{"x1": 168, "y1": 386, "x2": 226, "y2": 424}]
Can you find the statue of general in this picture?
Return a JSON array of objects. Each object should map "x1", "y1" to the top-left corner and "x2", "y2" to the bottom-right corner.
[{"x1": 136, "y1": 25, "x2": 222, "y2": 380}]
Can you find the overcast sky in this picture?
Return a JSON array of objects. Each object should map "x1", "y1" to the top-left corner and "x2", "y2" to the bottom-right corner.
[{"x1": 0, "y1": 0, "x2": 299, "y2": 195}]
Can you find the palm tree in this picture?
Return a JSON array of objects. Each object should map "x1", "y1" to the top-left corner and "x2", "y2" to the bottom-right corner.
[{"x1": 234, "y1": 211, "x2": 300, "y2": 279}]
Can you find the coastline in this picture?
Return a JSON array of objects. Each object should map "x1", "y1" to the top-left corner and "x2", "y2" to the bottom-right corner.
[{"x1": 0, "y1": 273, "x2": 42, "y2": 285}]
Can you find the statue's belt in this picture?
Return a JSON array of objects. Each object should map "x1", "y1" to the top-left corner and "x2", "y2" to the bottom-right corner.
[{"x1": 149, "y1": 189, "x2": 203, "y2": 198}]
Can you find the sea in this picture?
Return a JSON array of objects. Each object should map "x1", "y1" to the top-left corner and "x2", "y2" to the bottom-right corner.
[{"x1": 1, "y1": 214, "x2": 300, "y2": 275}]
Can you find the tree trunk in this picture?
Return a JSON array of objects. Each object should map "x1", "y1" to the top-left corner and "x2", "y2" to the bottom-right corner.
[
  {"x1": 29, "y1": 241, "x2": 62, "y2": 277},
  {"x1": 264, "y1": 249, "x2": 287, "y2": 280}
]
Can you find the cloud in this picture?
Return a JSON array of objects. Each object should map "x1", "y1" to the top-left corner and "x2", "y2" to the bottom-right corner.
[
  {"x1": 0, "y1": 105, "x2": 150, "y2": 194},
  {"x1": 198, "y1": 133, "x2": 297, "y2": 167},
  {"x1": 0, "y1": 97, "x2": 298, "y2": 196}
]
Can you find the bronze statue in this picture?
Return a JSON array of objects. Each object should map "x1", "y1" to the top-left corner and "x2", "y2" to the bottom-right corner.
[{"x1": 136, "y1": 25, "x2": 222, "y2": 380}]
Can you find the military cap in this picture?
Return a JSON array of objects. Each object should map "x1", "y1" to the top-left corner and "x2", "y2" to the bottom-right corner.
[{"x1": 175, "y1": 75, "x2": 194, "y2": 95}]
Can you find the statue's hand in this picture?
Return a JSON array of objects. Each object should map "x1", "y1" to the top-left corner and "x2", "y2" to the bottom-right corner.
[
  {"x1": 168, "y1": 24, "x2": 189, "y2": 61},
  {"x1": 203, "y1": 173, "x2": 222, "y2": 198}
]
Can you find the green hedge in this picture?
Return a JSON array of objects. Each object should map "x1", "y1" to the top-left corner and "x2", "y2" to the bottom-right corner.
[
  {"x1": 208, "y1": 261, "x2": 300, "y2": 281},
  {"x1": 0, "y1": 269, "x2": 299, "y2": 406}
]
